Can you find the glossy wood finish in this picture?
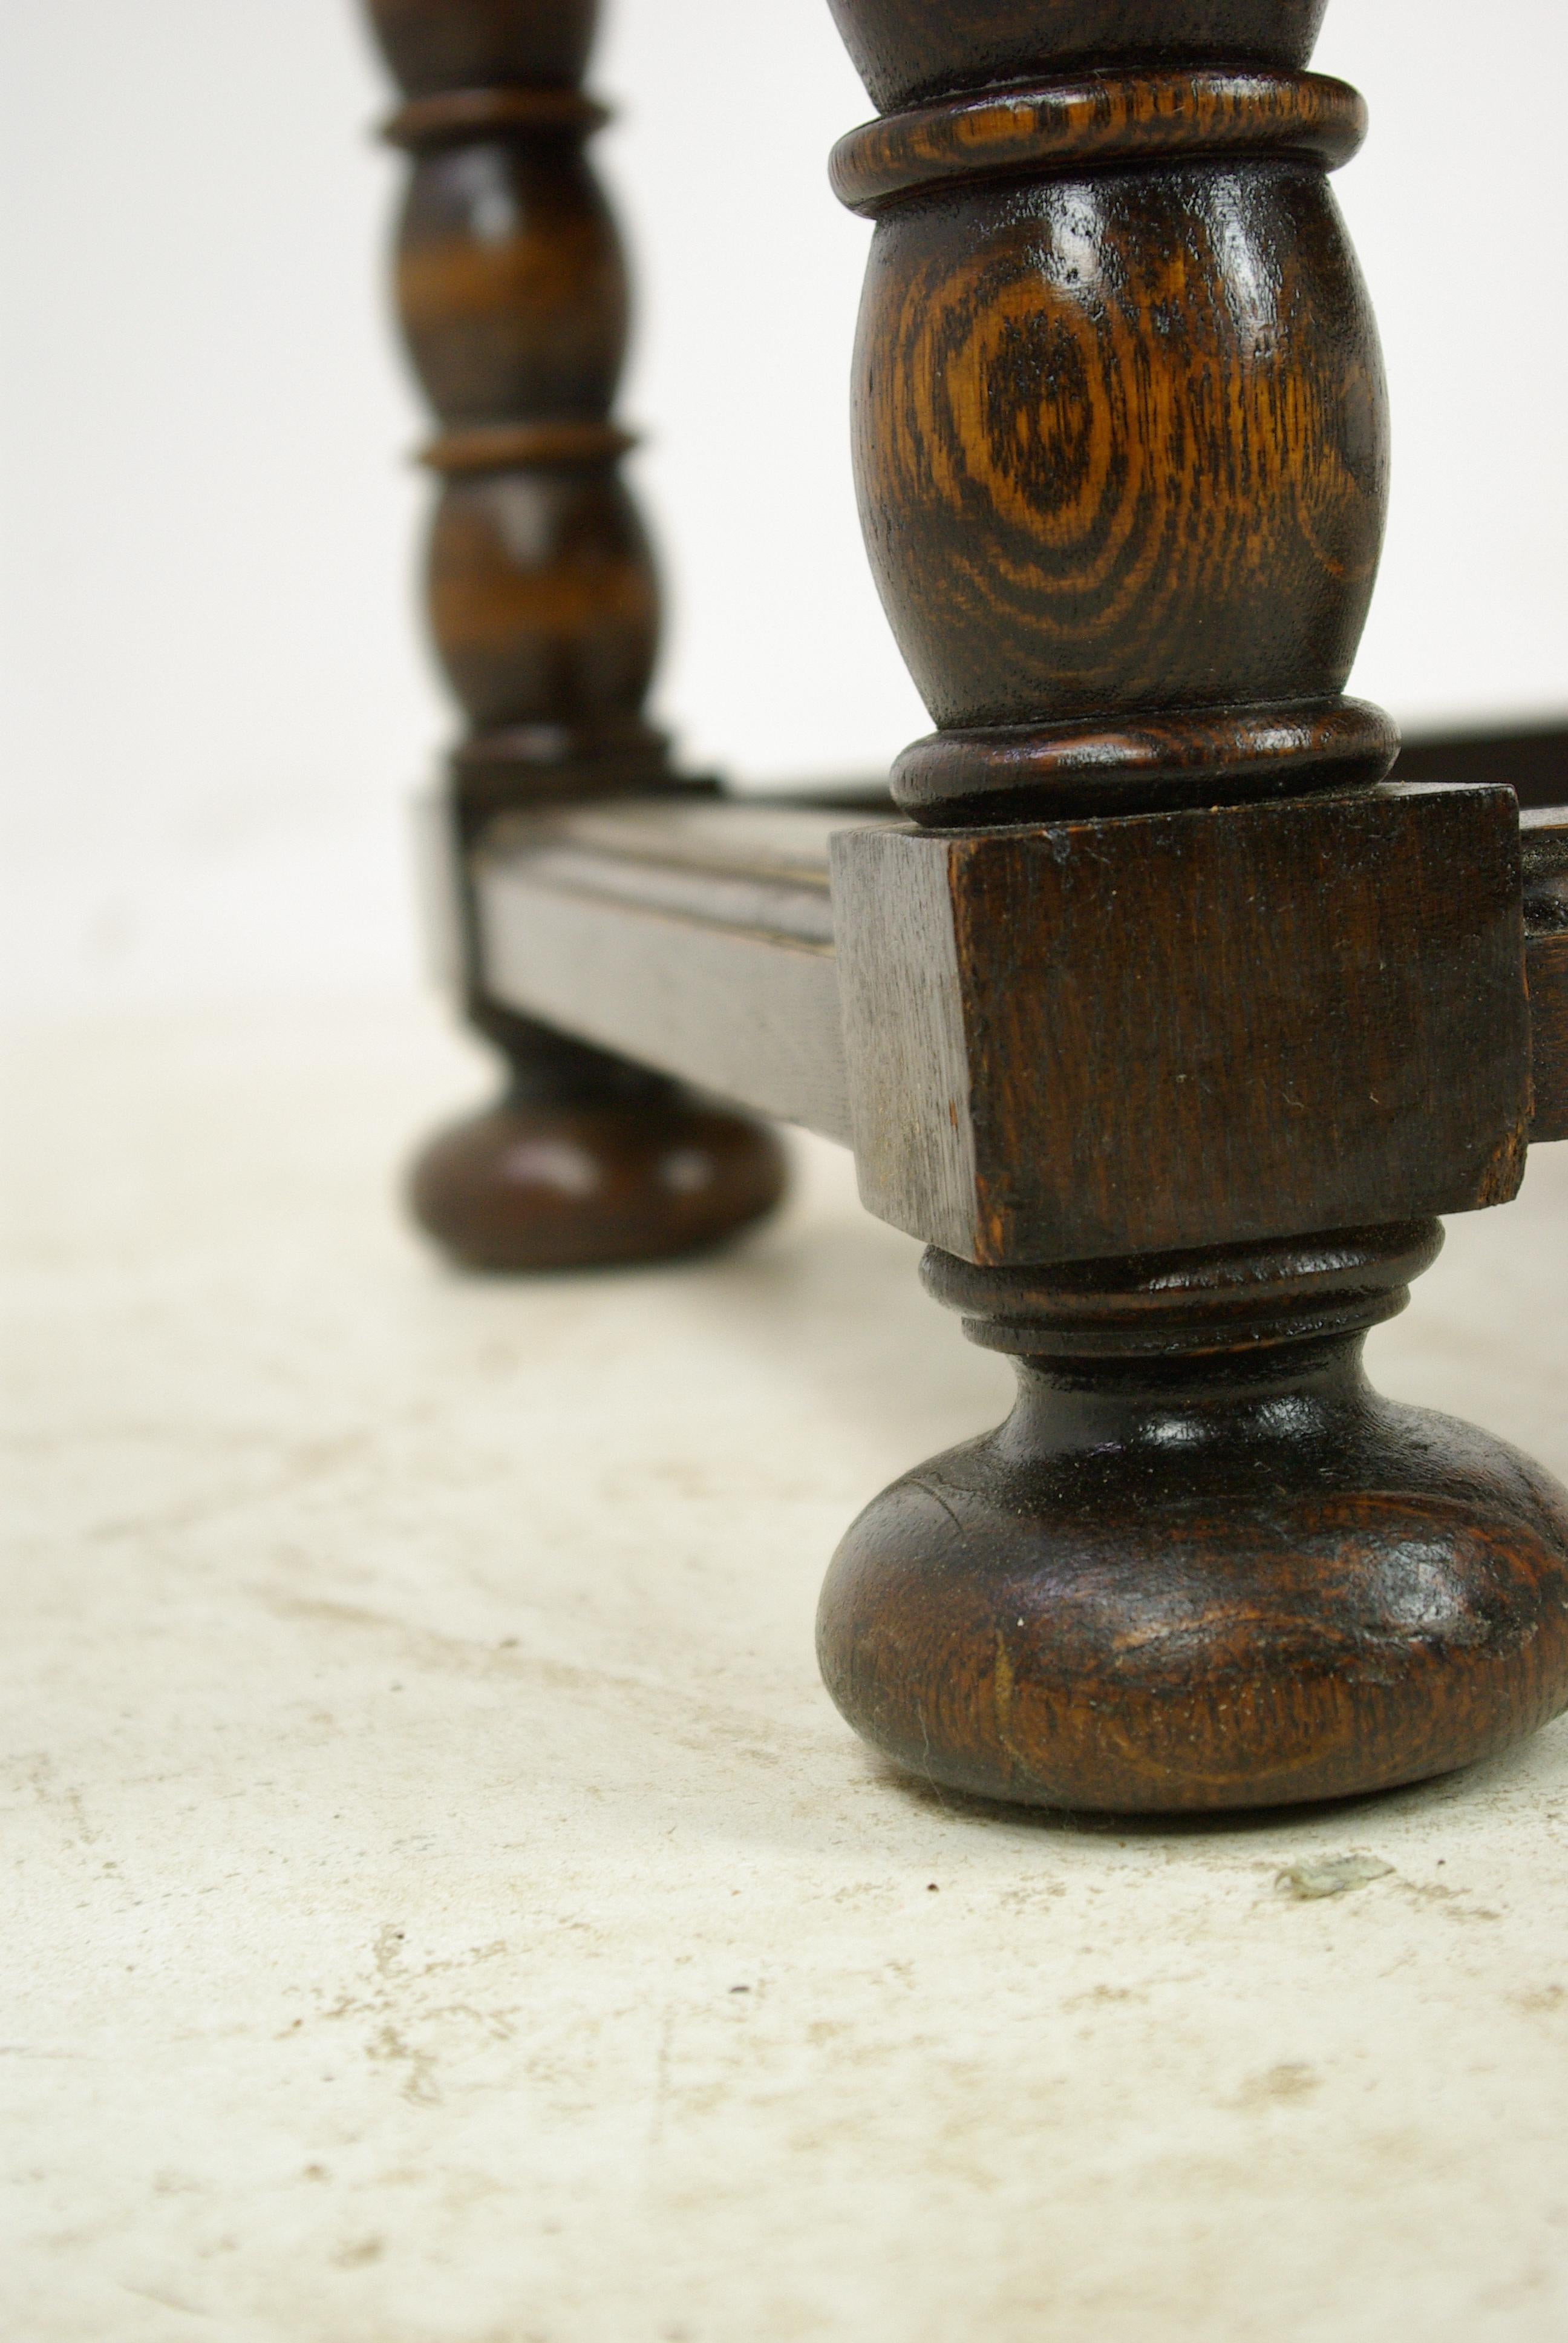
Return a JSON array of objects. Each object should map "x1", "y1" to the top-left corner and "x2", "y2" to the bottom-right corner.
[
  {"x1": 890, "y1": 697, "x2": 1396, "y2": 823},
  {"x1": 826, "y1": 0, "x2": 1330, "y2": 113},
  {"x1": 816, "y1": 0, "x2": 1568, "y2": 1809},
  {"x1": 830, "y1": 66, "x2": 1367, "y2": 212},
  {"x1": 396, "y1": 128, "x2": 626, "y2": 427},
  {"x1": 408, "y1": 1024, "x2": 785, "y2": 1273},
  {"x1": 428, "y1": 468, "x2": 660, "y2": 775},
  {"x1": 367, "y1": 0, "x2": 783, "y2": 1268},
  {"x1": 837, "y1": 52, "x2": 1388, "y2": 823},
  {"x1": 820, "y1": 1225, "x2": 1568, "y2": 1810}
]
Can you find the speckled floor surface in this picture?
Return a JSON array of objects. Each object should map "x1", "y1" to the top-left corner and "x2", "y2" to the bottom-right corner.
[{"x1": 5, "y1": 996, "x2": 1568, "y2": 2341}]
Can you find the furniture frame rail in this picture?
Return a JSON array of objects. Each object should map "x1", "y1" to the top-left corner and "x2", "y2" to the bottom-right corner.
[{"x1": 471, "y1": 785, "x2": 1568, "y2": 1168}]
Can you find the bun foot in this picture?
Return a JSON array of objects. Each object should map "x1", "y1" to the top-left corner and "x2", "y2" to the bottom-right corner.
[
  {"x1": 818, "y1": 1224, "x2": 1568, "y2": 1813},
  {"x1": 409, "y1": 1023, "x2": 786, "y2": 1272}
]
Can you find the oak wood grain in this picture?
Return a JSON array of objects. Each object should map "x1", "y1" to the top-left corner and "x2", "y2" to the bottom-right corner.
[
  {"x1": 820, "y1": 1222, "x2": 1568, "y2": 1811},
  {"x1": 815, "y1": 0, "x2": 1565, "y2": 1810}
]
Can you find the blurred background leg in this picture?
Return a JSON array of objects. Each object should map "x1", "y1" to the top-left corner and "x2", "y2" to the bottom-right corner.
[{"x1": 367, "y1": 0, "x2": 785, "y2": 1270}]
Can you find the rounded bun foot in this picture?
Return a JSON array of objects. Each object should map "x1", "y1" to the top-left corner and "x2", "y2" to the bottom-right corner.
[
  {"x1": 408, "y1": 1030, "x2": 786, "y2": 1272},
  {"x1": 818, "y1": 1227, "x2": 1568, "y2": 1813}
]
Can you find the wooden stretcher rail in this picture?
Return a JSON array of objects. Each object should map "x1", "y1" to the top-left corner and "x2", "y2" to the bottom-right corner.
[
  {"x1": 474, "y1": 798, "x2": 897, "y2": 1143},
  {"x1": 1524, "y1": 804, "x2": 1568, "y2": 1143},
  {"x1": 474, "y1": 787, "x2": 1568, "y2": 1152}
]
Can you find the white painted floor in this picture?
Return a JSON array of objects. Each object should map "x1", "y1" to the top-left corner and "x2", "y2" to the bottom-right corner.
[{"x1": 5, "y1": 995, "x2": 1568, "y2": 2342}]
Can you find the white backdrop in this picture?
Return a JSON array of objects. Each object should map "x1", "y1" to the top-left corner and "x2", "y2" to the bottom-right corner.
[{"x1": 1, "y1": 0, "x2": 1563, "y2": 1009}]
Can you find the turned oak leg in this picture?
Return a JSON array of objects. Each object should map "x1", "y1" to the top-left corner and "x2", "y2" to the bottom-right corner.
[
  {"x1": 366, "y1": 0, "x2": 784, "y2": 1271},
  {"x1": 818, "y1": 0, "x2": 1568, "y2": 1807}
]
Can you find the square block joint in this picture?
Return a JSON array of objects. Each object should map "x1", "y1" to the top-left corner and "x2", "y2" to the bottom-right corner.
[{"x1": 830, "y1": 783, "x2": 1529, "y2": 1267}]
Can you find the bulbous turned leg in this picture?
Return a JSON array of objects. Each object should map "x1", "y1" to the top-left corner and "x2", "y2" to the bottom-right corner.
[
  {"x1": 409, "y1": 1014, "x2": 787, "y2": 1273},
  {"x1": 818, "y1": 1224, "x2": 1568, "y2": 1813}
]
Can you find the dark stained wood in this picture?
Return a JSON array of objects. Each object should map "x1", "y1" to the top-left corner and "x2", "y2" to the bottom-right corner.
[
  {"x1": 367, "y1": 0, "x2": 784, "y2": 1270},
  {"x1": 890, "y1": 698, "x2": 1397, "y2": 824},
  {"x1": 814, "y1": 0, "x2": 1567, "y2": 1810},
  {"x1": 469, "y1": 787, "x2": 1564, "y2": 1183},
  {"x1": 394, "y1": 129, "x2": 627, "y2": 427},
  {"x1": 408, "y1": 1036, "x2": 786, "y2": 1274},
  {"x1": 826, "y1": 0, "x2": 1330, "y2": 113},
  {"x1": 834, "y1": 781, "x2": 1530, "y2": 1265},
  {"x1": 841, "y1": 87, "x2": 1388, "y2": 819},
  {"x1": 1396, "y1": 719, "x2": 1568, "y2": 811},
  {"x1": 474, "y1": 801, "x2": 877, "y2": 1140},
  {"x1": 428, "y1": 467, "x2": 661, "y2": 753},
  {"x1": 831, "y1": 67, "x2": 1366, "y2": 213},
  {"x1": 1334, "y1": 746, "x2": 1568, "y2": 1154},
  {"x1": 820, "y1": 1224, "x2": 1568, "y2": 1811},
  {"x1": 383, "y1": 30, "x2": 668, "y2": 801},
  {"x1": 1529, "y1": 935, "x2": 1568, "y2": 1146},
  {"x1": 1523, "y1": 807, "x2": 1568, "y2": 1145}
]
